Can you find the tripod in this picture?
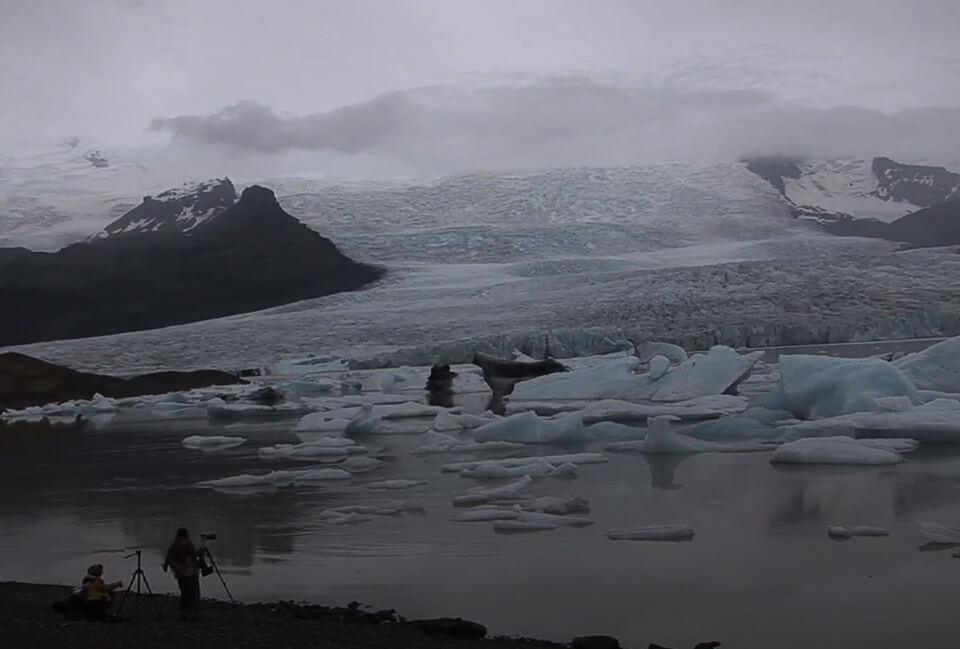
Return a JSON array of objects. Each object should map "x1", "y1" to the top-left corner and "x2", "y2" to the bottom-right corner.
[
  {"x1": 115, "y1": 549, "x2": 163, "y2": 637},
  {"x1": 200, "y1": 538, "x2": 237, "y2": 604}
]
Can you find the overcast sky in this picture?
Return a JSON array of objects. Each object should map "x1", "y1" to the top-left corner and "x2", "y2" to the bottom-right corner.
[{"x1": 3, "y1": 0, "x2": 959, "y2": 165}]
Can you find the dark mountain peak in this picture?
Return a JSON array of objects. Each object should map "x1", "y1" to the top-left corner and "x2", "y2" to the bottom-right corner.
[
  {"x1": 98, "y1": 178, "x2": 237, "y2": 238},
  {"x1": 238, "y1": 184, "x2": 279, "y2": 206},
  {"x1": 741, "y1": 156, "x2": 804, "y2": 195},
  {"x1": 870, "y1": 157, "x2": 960, "y2": 207}
]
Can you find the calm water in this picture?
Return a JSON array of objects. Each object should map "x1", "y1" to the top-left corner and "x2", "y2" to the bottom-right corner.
[
  {"x1": 3, "y1": 414, "x2": 960, "y2": 649},
  {"x1": 2, "y1": 338, "x2": 958, "y2": 649}
]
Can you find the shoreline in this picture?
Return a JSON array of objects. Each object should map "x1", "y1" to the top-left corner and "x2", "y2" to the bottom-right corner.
[{"x1": 0, "y1": 581, "x2": 661, "y2": 649}]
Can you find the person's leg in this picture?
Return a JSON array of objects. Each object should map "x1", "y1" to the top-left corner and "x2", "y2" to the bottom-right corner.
[
  {"x1": 189, "y1": 576, "x2": 201, "y2": 619},
  {"x1": 176, "y1": 577, "x2": 189, "y2": 618}
]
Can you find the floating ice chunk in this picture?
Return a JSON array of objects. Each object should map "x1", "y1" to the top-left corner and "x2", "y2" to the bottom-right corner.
[
  {"x1": 326, "y1": 501, "x2": 425, "y2": 516},
  {"x1": 365, "y1": 479, "x2": 428, "y2": 490},
  {"x1": 918, "y1": 521, "x2": 960, "y2": 544},
  {"x1": 442, "y1": 453, "x2": 607, "y2": 473},
  {"x1": 770, "y1": 437, "x2": 905, "y2": 465},
  {"x1": 740, "y1": 407, "x2": 795, "y2": 424},
  {"x1": 293, "y1": 413, "x2": 352, "y2": 433},
  {"x1": 181, "y1": 435, "x2": 245, "y2": 452},
  {"x1": 317, "y1": 511, "x2": 371, "y2": 525},
  {"x1": 579, "y1": 395, "x2": 749, "y2": 424},
  {"x1": 453, "y1": 476, "x2": 533, "y2": 506},
  {"x1": 280, "y1": 379, "x2": 338, "y2": 396},
  {"x1": 523, "y1": 496, "x2": 591, "y2": 515},
  {"x1": 895, "y1": 336, "x2": 960, "y2": 393},
  {"x1": 616, "y1": 416, "x2": 772, "y2": 454},
  {"x1": 637, "y1": 341, "x2": 688, "y2": 365},
  {"x1": 856, "y1": 438, "x2": 919, "y2": 453},
  {"x1": 206, "y1": 399, "x2": 308, "y2": 421},
  {"x1": 641, "y1": 346, "x2": 762, "y2": 402},
  {"x1": 257, "y1": 439, "x2": 363, "y2": 460},
  {"x1": 338, "y1": 456, "x2": 387, "y2": 473},
  {"x1": 88, "y1": 393, "x2": 117, "y2": 413},
  {"x1": 359, "y1": 366, "x2": 423, "y2": 392},
  {"x1": 648, "y1": 355, "x2": 670, "y2": 380},
  {"x1": 509, "y1": 356, "x2": 646, "y2": 401},
  {"x1": 514, "y1": 508, "x2": 594, "y2": 527},
  {"x1": 761, "y1": 355, "x2": 922, "y2": 419},
  {"x1": 586, "y1": 421, "x2": 646, "y2": 439},
  {"x1": 603, "y1": 441, "x2": 650, "y2": 453},
  {"x1": 471, "y1": 411, "x2": 589, "y2": 444},
  {"x1": 454, "y1": 507, "x2": 521, "y2": 522},
  {"x1": 378, "y1": 402, "x2": 453, "y2": 419},
  {"x1": 411, "y1": 431, "x2": 525, "y2": 455},
  {"x1": 460, "y1": 459, "x2": 578, "y2": 479},
  {"x1": 606, "y1": 524, "x2": 695, "y2": 541},
  {"x1": 494, "y1": 520, "x2": 558, "y2": 532},
  {"x1": 776, "y1": 399, "x2": 960, "y2": 443},
  {"x1": 433, "y1": 410, "x2": 463, "y2": 432},
  {"x1": 686, "y1": 416, "x2": 780, "y2": 440},
  {"x1": 289, "y1": 468, "x2": 352, "y2": 482},
  {"x1": 345, "y1": 403, "x2": 382, "y2": 435},
  {"x1": 827, "y1": 525, "x2": 890, "y2": 540}
]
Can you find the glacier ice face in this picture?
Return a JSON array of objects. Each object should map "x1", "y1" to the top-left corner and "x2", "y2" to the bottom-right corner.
[
  {"x1": 761, "y1": 354, "x2": 922, "y2": 419},
  {"x1": 770, "y1": 436, "x2": 906, "y2": 465},
  {"x1": 895, "y1": 335, "x2": 960, "y2": 393}
]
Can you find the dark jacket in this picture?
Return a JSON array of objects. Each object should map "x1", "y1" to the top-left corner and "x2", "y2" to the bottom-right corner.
[{"x1": 164, "y1": 539, "x2": 201, "y2": 578}]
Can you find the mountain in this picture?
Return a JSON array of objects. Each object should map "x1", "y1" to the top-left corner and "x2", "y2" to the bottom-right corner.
[
  {"x1": 94, "y1": 178, "x2": 236, "y2": 238},
  {"x1": 743, "y1": 156, "x2": 960, "y2": 246},
  {"x1": 0, "y1": 182, "x2": 385, "y2": 347}
]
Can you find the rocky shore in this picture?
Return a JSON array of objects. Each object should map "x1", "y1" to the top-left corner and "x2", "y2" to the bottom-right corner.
[{"x1": 0, "y1": 582, "x2": 715, "y2": 649}]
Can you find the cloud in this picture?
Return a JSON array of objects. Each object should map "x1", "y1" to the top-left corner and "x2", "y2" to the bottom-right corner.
[{"x1": 150, "y1": 77, "x2": 960, "y2": 172}]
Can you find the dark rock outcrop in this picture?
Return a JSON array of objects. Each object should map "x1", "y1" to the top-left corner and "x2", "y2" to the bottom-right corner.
[
  {"x1": 742, "y1": 156, "x2": 802, "y2": 195},
  {"x1": 411, "y1": 617, "x2": 488, "y2": 638},
  {"x1": 473, "y1": 352, "x2": 568, "y2": 414},
  {"x1": 101, "y1": 178, "x2": 237, "y2": 238},
  {"x1": 871, "y1": 157, "x2": 960, "y2": 207},
  {"x1": 0, "y1": 352, "x2": 245, "y2": 411},
  {"x1": 0, "y1": 182, "x2": 385, "y2": 347},
  {"x1": 885, "y1": 199, "x2": 960, "y2": 247},
  {"x1": 571, "y1": 635, "x2": 621, "y2": 649},
  {"x1": 425, "y1": 364, "x2": 457, "y2": 408}
]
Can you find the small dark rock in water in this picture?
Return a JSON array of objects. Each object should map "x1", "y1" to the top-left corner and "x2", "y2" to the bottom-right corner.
[
  {"x1": 693, "y1": 643, "x2": 722, "y2": 649},
  {"x1": 648, "y1": 644, "x2": 673, "y2": 649},
  {"x1": 411, "y1": 617, "x2": 487, "y2": 637},
  {"x1": 245, "y1": 386, "x2": 285, "y2": 405},
  {"x1": 426, "y1": 364, "x2": 458, "y2": 408},
  {"x1": 571, "y1": 635, "x2": 620, "y2": 649},
  {"x1": 237, "y1": 368, "x2": 263, "y2": 377}
]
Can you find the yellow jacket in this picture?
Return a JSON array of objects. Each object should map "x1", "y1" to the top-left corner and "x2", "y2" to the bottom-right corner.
[{"x1": 83, "y1": 576, "x2": 118, "y2": 602}]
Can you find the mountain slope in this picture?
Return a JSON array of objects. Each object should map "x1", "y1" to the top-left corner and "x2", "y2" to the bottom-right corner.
[{"x1": 0, "y1": 184, "x2": 384, "y2": 347}]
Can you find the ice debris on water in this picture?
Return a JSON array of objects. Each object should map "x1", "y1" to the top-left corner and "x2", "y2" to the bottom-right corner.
[
  {"x1": 827, "y1": 525, "x2": 890, "y2": 540},
  {"x1": 411, "y1": 431, "x2": 525, "y2": 455},
  {"x1": 345, "y1": 403, "x2": 382, "y2": 435},
  {"x1": 895, "y1": 336, "x2": 960, "y2": 393},
  {"x1": 918, "y1": 522, "x2": 960, "y2": 545},
  {"x1": 441, "y1": 453, "x2": 607, "y2": 473},
  {"x1": 198, "y1": 468, "x2": 352, "y2": 489},
  {"x1": 453, "y1": 476, "x2": 533, "y2": 507},
  {"x1": 606, "y1": 524, "x2": 695, "y2": 542},
  {"x1": 181, "y1": 435, "x2": 246, "y2": 452},
  {"x1": 365, "y1": 479, "x2": 429, "y2": 490},
  {"x1": 472, "y1": 411, "x2": 589, "y2": 444},
  {"x1": 257, "y1": 439, "x2": 367, "y2": 460},
  {"x1": 460, "y1": 459, "x2": 578, "y2": 479},
  {"x1": 770, "y1": 436, "x2": 913, "y2": 465},
  {"x1": 776, "y1": 399, "x2": 960, "y2": 443}
]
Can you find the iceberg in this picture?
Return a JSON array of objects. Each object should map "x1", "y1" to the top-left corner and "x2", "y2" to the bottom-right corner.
[
  {"x1": 508, "y1": 395, "x2": 749, "y2": 422},
  {"x1": 586, "y1": 421, "x2": 647, "y2": 439},
  {"x1": 325, "y1": 501, "x2": 425, "y2": 516},
  {"x1": 410, "y1": 431, "x2": 525, "y2": 455},
  {"x1": 760, "y1": 354, "x2": 922, "y2": 419},
  {"x1": 895, "y1": 336, "x2": 960, "y2": 393},
  {"x1": 460, "y1": 459, "x2": 578, "y2": 479},
  {"x1": 472, "y1": 411, "x2": 589, "y2": 444},
  {"x1": 686, "y1": 416, "x2": 780, "y2": 440},
  {"x1": 206, "y1": 398, "x2": 309, "y2": 421},
  {"x1": 442, "y1": 453, "x2": 607, "y2": 473},
  {"x1": 454, "y1": 507, "x2": 521, "y2": 522},
  {"x1": 636, "y1": 341, "x2": 688, "y2": 365},
  {"x1": 294, "y1": 413, "x2": 352, "y2": 433},
  {"x1": 345, "y1": 403, "x2": 383, "y2": 435},
  {"x1": 605, "y1": 523, "x2": 695, "y2": 541},
  {"x1": 827, "y1": 525, "x2": 890, "y2": 540},
  {"x1": 612, "y1": 415, "x2": 773, "y2": 454},
  {"x1": 648, "y1": 355, "x2": 670, "y2": 380},
  {"x1": 770, "y1": 436, "x2": 907, "y2": 465},
  {"x1": 509, "y1": 346, "x2": 760, "y2": 402},
  {"x1": 523, "y1": 496, "x2": 591, "y2": 515},
  {"x1": 776, "y1": 399, "x2": 960, "y2": 443},
  {"x1": 365, "y1": 479, "x2": 428, "y2": 490},
  {"x1": 514, "y1": 508, "x2": 594, "y2": 527},
  {"x1": 493, "y1": 520, "x2": 558, "y2": 532},
  {"x1": 918, "y1": 521, "x2": 960, "y2": 545},
  {"x1": 452, "y1": 476, "x2": 533, "y2": 507},
  {"x1": 338, "y1": 456, "x2": 387, "y2": 473},
  {"x1": 257, "y1": 440, "x2": 366, "y2": 460},
  {"x1": 198, "y1": 468, "x2": 350, "y2": 489},
  {"x1": 181, "y1": 435, "x2": 246, "y2": 452}
]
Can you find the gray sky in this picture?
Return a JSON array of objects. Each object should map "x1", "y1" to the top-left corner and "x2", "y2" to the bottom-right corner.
[{"x1": 3, "y1": 0, "x2": 959, "y2": 164}]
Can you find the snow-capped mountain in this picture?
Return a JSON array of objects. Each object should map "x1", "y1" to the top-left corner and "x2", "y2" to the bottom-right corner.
[
  {"x1": 95, "y1": 178, "x2": 236, "y2": 238},
  {"x1": 744, "y1": 156, "x2": 960, "y2": 244}
]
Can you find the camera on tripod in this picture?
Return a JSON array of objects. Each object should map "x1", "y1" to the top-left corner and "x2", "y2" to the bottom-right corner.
[
  {"x1": 200, "y1": 533, "x2": 217, "y2": 541},
  {"x1": 199, "y1": 533, "x2": 217, "y2": 577}
]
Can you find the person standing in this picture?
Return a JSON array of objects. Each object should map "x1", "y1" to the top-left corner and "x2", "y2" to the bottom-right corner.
[{"x1": 162, "y1": 527, "x2": 202, "y2": 621}]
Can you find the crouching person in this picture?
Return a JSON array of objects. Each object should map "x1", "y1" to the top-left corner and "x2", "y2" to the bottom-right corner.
[{"x1": 82, "y1": 564, "x2": 122, "y2": 619}]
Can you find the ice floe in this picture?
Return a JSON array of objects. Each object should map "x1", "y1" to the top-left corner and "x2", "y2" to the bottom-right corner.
[
  {"x1": 603, "y1": 416, "x2": 772, "y2": 454},
  {"x1": 505, "y1": 395, "x2": 749, "y2": 422},
  {"x1": 472, "y1": 411, "x2": 589, "y2": 444},
  {"x1": 827, "y1": 525, "x2": 890, "y2": 540},
  {"x1": 410, "y1": 431, "x2": 525, "y2": 455},
  {"x1": 337, "y1": 456, "x2": 387, "y2": 473},
  {"x1": 452, "y1": 476, "x2": 533, "y2": 506},
  {"x1": 493, "y1": 520, "x2": 558, "y2": 532},
  {"x1": 257, "y1": 439, "x2": 367, "y2": 460},
  {"x1": 776, "y1": 399, "x2": 960, "y2": 443},
  {"x1": 895, "y1": 335, "x2": 960, "y2": 393},
  {"x1": 524, "y1": 495, "x2": 591, "y2": 515},
  {"x1": 441, "y1": 453, "x2": 607, "y2": 474},
  {"x1": 770, "y1": 436, "x2": 912, "y2": 465},
  {"x1": 181, "y1": 435, "x2": 246, "y2": 452},
  {"x1": 760, "y1": 354, "x2": 922, "y2": 419},
  {"x1": 918, "y1": 521, "x2": 960, "y2": 545},
  {"x1": 344, "y1": 403, "x2": 383, "y2": 435},
  {"x1": 206, "y1": 398, "x2": 309, "y2": 421},
  {"x1": 605, "y1": 524, "x2": 695, "y2": 541},
  {"x1": 460, "y1": 459, "x2": 578, "y2": 479},
  {"x1": 365, "y1": 479, "x2": 429, "y2": 490},
  {"x1": 198, "y1": 468, "x2": 352, "y2": 490},
  {"x1": 509, "y1": 345, "x2": 760, "y2": 402}
]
